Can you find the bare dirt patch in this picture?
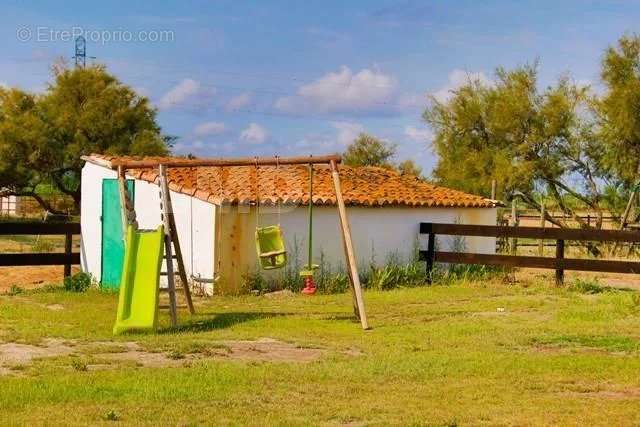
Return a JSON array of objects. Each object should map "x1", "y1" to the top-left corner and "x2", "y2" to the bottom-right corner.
[
  {"x1": 342, "y1": 347, "x2": 364, "y2": 357},
  {"x1": 516, "y1": 268, "x2": 640, "y2": 290},
  {"x1": 0, "y1": 338, "x2": 75, "y2": 367},
  {"x1": 96, "y1": 342, "x2": 193, "y2": 369},
  {"x1": 0, "y1": 266, "x2": 80, "y2": 292},
  {"x1": 218, "y1": 338, "x2": 324, "y2": 362},
  {"x1": 0, "y1": 337, "x2": 326, "y2": 375}
]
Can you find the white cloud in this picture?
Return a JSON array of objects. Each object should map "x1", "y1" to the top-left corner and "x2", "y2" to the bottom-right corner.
[
  {"x1": 275, "y1": 66, "x2": 400, "y2": 114},
  {"x1": 193, "y1": 121, "x2": 226, "y2": 137},
  {"x1": 240, "y1": 122, "x2": 268, "y2": 144},
  {"x1": 404, "y1": 125, "x2": 434, "y2": 142},
  {"x1": 0, "y1": 82, "x2": 7, "y2": 89},
  {"x1": 225, "y1": 93, "x2": 251, "y2": 111},
  {"x1": 331, "y1": 121, "x2": 364, "y2": 146},
  {"x1": 432, "y1": 69, "x2": 492, "y2": 103},
  {"x1": 158, "y1": 79, "x2": 215, "y2": 110}
]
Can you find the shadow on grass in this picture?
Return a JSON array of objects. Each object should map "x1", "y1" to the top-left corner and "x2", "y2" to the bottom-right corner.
[
  {"x1": 160, "y1": 310, "x2": 360, "y2": 333},
  {"x1": 160, "y1": 311, "x2": 294, "y2": 333},
  {"x1": 317, "y1": 314, "x2": 359, "y2": 322}
]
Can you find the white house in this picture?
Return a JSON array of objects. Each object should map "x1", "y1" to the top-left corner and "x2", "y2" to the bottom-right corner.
[{"x1": 80, "y1": 154, "x2": 498, "y2": 294}]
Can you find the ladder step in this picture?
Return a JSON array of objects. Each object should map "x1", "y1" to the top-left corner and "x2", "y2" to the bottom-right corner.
[
  {"x1": 160, "y1": 287, "x2": 184, "y2": 292},
  {"x1": 160, "y1": 271, "x2": 181, "y2": 276},
  {"x1": 159, "y1": 304, "x2": 188, "y2": 309}
]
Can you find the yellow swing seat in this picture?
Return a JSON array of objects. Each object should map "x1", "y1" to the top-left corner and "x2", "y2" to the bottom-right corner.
[{"x1": 256, "y1": 225, "x2": 287, "y2": 270}]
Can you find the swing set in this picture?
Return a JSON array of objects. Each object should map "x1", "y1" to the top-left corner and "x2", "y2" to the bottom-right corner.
[
  {"x1": 253, "y1": 157, "x2": 318, "y2": 294},
  {"x1": 106, "y1": 153, "x2": 369, "y2": 332}
]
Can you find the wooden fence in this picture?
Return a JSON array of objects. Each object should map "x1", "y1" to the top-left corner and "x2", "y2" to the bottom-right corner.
[
  {"x1": 0, "y1": 222, "x2": 81, "y2": 277},
  {"x1": 419, "y1": 223, "x2": 640, "y2": 285}
]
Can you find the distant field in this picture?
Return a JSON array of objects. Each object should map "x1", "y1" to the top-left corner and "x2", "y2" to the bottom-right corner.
[{"x1": 1, "y1": 276, "x2": 640, "y2": 425}]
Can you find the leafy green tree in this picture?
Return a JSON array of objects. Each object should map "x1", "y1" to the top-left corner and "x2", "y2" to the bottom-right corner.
[
  {"x1": 596, "y1": 34, "x2": 640, "y2": 187},
  {"x1": 0, "y1": 63, "x2": 170, "y2": 214},
  {"x1": 343, "y1": 133, "x2": 396, "y2": 168},
  {"x1": 0, "y1": 88, "x2": 53, "y2": 211},
  {"x1": 397, "y1": 159, "x2": 423, "y2": 179},
  {"x1": 424, "y1": 63, "x2": 605, "y2": 230}
]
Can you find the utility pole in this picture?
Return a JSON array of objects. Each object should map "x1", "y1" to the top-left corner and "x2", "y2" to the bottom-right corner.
[{"x1": 72, "y1": 36, "x2": 96, "y2": 68}]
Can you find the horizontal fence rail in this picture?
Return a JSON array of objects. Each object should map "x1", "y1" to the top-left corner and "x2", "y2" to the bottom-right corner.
[
  {"x1": 0, "y1": 222, "x2": 81, "y2": 235},
  {"x1": 0, "y1": 222, "x2": 81, "y2": 277},
  {"x1": 419, "y1": 223, "x2": 640, "y2": 243},
  {"x1": 419, "y1": 222, "x2": 640, "y2": 284}
]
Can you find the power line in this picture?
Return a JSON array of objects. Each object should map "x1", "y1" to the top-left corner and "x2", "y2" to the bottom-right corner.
[{"x1": 112, "y1": 60, "x2": 404, "y2": 91}]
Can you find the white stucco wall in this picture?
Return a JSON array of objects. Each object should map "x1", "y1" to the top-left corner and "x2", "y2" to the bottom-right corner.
[
  {"x1": 80, "y1": 162, "x2": 215, "y2": 293},
  {"x1": 212, "y1": 203, "x2": 497, "y2": 292},
  {"x1": 216, "y1": 204, "x2": 496, "y2": 282}
]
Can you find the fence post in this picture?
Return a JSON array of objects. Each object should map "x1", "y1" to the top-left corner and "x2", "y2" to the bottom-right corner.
[
  {"x1": 511, "y1": 199, "x2": 518, "y2": 255},
  {"x1": 555, "y1": 239, "x2": 565, "y2": 286},
  {"x1": 64, "y1": 232, "x2": 72, "y2": 278},
  {"x1": 426, "y1": 230, "x2": 435, "y2": 284},
  {"x1": 539, "y1": 203, "x2": 545, "y2": 256}
]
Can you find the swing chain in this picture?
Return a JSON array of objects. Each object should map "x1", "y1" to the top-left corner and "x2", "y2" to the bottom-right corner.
[
  {"x1": 275, "y1": 155, "x2": 281, "y2": 225},
  {"x1": 254, "y1": 156, "x2": 260, "y2": 227}
]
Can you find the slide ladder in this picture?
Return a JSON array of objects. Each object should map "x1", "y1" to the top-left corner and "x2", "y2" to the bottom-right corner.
[{"x1": 157, "y1": 164, "x2": 195, "y2": 324}]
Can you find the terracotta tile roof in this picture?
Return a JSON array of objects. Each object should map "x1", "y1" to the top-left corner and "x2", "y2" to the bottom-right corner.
[{"x1": 83, "y1": 154, "x2": 496, "y2": 208}]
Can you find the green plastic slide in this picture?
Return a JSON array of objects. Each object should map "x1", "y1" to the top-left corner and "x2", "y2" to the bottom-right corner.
[{"x1": 113, "y1": 225, "x2": 164, "y2": 335}]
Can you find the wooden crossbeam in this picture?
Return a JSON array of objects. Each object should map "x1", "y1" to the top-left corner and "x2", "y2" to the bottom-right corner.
[{"x1": 108, "y1": 154, "x2": 342, "y2": 170}]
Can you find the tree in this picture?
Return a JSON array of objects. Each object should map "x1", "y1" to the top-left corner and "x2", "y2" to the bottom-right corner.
[
  {"x1": 424, "y1": 63, "x2": 606, "y2": 230},
  {"x1": 397, "y1": 159, "x2": 423, "y2": 179},
  {"x1": 343, "y1": 133, "x2": 396, "y2": 168},
  {"x1": 0, "y1": 88, "x2": 54, "y2": 211},
  {"x1": 0, "y1": 63, "x2": 170, "y2": 214},
  {"x1": 596, "y1": 34, "x2": 640, "y2": 187}
]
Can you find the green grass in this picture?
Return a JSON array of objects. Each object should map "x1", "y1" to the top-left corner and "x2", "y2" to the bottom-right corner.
[{"x1": 1, "y1": 280, "x2": 640, "y2": 425}]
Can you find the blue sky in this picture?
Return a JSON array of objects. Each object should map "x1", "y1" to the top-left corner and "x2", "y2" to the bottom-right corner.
[{"x1": 1, "y1": 0, "x2": 638, "y2": 175}]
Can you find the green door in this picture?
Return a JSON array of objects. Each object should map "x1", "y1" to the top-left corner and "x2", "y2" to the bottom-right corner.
[{"x1": 101, "y1": 179, "x2": 135, "y2": 289}]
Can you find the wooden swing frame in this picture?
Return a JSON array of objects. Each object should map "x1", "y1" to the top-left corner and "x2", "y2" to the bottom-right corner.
[{"x1": 107, "y1": 154, "x2": 369, "y2": 330}]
